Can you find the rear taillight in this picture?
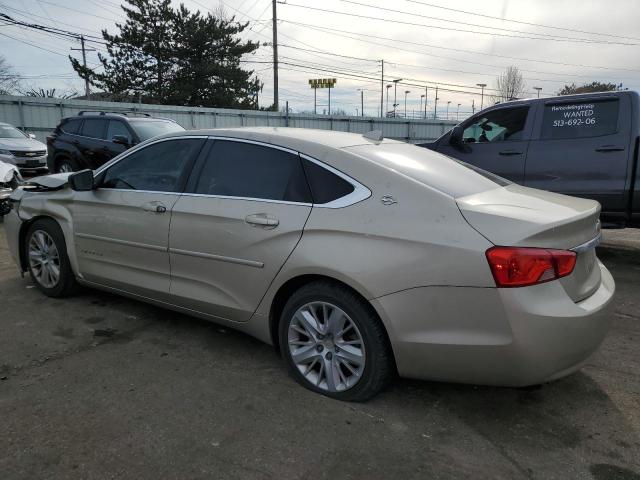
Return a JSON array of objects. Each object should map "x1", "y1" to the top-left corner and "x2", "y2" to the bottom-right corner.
[{"x1": 485, "y1": 246, "x2": 577, "y2": 288}]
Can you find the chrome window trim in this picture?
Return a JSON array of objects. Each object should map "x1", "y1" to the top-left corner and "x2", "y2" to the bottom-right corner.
[
  {"x1": 93, "y1": 135, "x2": 210, "y2": 176},
  {"x1": 571, "y1": 233, "x2": 602, "y2": 254},
  {"x1": 204, "y1": 136, "x2": 371, "y2": 209},
  {"x1": 93, "y1": 134, "x2": 371, "y2": 208}
]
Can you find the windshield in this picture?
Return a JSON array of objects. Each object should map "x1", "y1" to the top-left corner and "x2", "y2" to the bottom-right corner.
[
  {"x1": 0, "y1": 125, "x2": 28, "y2": 139},
  {"x1": 129, "y1": 120, "x2": 184, "y2": 141}
]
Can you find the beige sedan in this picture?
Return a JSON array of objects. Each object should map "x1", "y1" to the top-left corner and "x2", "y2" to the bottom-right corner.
[{"x1": 3, "y1": 127, "x2": 614, "y2": 401}]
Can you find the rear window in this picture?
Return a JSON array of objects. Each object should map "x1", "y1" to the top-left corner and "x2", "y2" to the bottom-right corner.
[
  {"x1": 128, "y1": 119, "x2": 184, "y2": 141},
  {"x1": 541, "y1": 99, "x2": 619, "y2": 139},
  {"x1": 61, "y1": 118, "x2": 82, "y2": 134},
  {"x1": 346, "y1": 143, "x2": 509, "y2": 198}
]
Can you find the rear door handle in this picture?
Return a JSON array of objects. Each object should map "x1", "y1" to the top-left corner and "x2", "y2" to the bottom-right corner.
[
  {"x1": 595, "y1": 145, "x2": 625, "y2": 152},
  {"x1": 141, "y1": 201, "x2": 167, "y2": 213},
  {"x1": 498, "y1": 150, "x2": 523, "y2": 156},
  {"x1": 245, "y1": 213, "x2": 279, "y2": 229}
]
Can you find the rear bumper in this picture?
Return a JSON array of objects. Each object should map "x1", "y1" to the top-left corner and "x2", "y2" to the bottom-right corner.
[{"x1": 372, "y1": 261, "x2": 615, "y2": 386}]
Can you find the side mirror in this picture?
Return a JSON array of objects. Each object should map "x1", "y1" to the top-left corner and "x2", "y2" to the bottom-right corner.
[
  {"x1": 112, "y1": 135, "x2": 130, "y2": 146},
  {"x1": 449, "y1": 125, "x2": 464, "y2": 145},
  {"x1": 28, "y1": 133, "x2": 36, "y2": 139},
  {"x1": 68, "y1": 169, "x2": 95, "y2": 191}
]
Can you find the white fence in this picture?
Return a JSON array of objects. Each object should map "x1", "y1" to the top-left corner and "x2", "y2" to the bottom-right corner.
[{"x1": 0, "y1": 95, "x2": 456, "y2": 144}]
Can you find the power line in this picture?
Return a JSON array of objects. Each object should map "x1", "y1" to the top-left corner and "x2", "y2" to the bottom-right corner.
[
  {"x1": 36, "y1": 0, "x2": 121, "y2": 22},
  {"x1": 396, "y1": 0, "x2": 640, "y2": 42},
  {"x1": 282, "y1": 20, "x2": 640, "y2": 74},
  {"x1": 280, "y1": 20, "x2": 639, "y2": 89},
  {"x1": 340, "y1": 0, "x2": 621, "y2": 44},
  {"x1": 278, "y1": 2, "x2": 637, "y2": 46}
]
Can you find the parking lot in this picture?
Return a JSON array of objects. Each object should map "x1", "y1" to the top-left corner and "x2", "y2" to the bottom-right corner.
[{"x1": 0, "y1": 224, "x2": 638, "y2": 480}]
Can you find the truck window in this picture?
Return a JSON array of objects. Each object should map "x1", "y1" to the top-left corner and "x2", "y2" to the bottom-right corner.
[
  {"x1": 541, "y1": 99, "x2": 619, "y2": 139},
  {"x1": 462, "y1": 107, "x2": 529, "y2": 144}
]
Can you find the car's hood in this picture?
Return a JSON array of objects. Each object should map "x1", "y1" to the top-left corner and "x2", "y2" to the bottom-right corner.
[
  {"x1": 0, "y1": 138, "x2": 46, "y2": 151},
  {"x1": 27, "y1": 172, "x2": 72, "y2": 189}
]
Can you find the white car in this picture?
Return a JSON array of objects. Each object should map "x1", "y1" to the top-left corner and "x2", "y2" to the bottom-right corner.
[{"x1": 0, "y1": 123, "x2": 48, "y2": 174}]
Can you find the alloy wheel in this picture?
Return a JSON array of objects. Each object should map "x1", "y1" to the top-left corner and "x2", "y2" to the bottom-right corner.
[
  {"x1": 287, "y1": 301, "x2": 366, "y2": 392},
  {"x1": 57, "y1": 162, "x2": 73, "y2": 173},
  {"x1": 28, "y1": 230, "x2": 61, "y2": 289}
]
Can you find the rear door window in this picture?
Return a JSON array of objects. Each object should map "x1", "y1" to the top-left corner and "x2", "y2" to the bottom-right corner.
[
  {"x1": 106, "y1": 120, "x2": 132, "y2": 143},
  {"x1": 192, "y1": 141, "x2": 311, "y2": 203},
  {"x1": 462, "y1": 107, "x2": 529, "y2": 143},
  {"x1": 61, "y1": 118, "x2": 82, "y2": 134},
  {"x1": 81, "y1": 119, "x2": 107, "y2": 139},
  {"x1": 540, "y1": 99, "x2": 619, "y2": 139}
]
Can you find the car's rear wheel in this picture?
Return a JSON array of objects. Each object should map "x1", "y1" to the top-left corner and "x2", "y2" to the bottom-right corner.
[
  {"x1": 279, "y1": 281, "x2": 394, "y2": 401},
  {"x1": 25, "y1": 219, "x2": 78, "y2": 297},
  {"x1": 55, "y1": 158, "x2": 77, "y2": 173}
]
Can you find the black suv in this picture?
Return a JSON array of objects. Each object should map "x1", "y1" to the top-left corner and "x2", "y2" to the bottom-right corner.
[{"x1": 46, "y1": 111, "x2": 185, "y2": 173}]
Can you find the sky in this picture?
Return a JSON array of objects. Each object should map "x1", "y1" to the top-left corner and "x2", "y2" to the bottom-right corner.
[{"x1": 1, "y1": 0, "x2": 640, "y2": 120}]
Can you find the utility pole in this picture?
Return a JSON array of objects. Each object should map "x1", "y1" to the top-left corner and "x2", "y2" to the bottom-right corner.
[
  {"x1": 472, "y1": 98, "x2": 475, "y2": 114},
  {"x1": 419, "y1": 94, "x2": 424, "y2": 118},
  {"x1": 446, "y1": 101, "x2": 451, "y2": 120},
  {"x1": 476, "y1": 83, "x2": 486, "y2": 110},
  {"x1": 71, "y1": 35, "x2": 95, "y2": 100},
  {"x1": 313, "y1": 86, "x2": 317, "y2": 114},
  {"x1": 328, "y1": 84, "x2": 331, "y2": 115},
  {"x1": 272, "y1": 0, "x2": 279, "y2": 111},
  {"x1": 358, "y1": 89, "x2": 364, "y2": 116},
  {"x1": 457, "y1": 103, "x2": 461, "y2": 121},
  {"x1": 380, "y1": 60, "x2": 384, "y2": 118}
]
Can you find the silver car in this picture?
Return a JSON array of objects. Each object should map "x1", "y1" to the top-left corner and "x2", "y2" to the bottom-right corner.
[
  {"x1": 3, "y1": 128, "x2": 614, "y2": 401},
  {"x1": 0, "y1": 123, "x2": 48, "y2": 174}
]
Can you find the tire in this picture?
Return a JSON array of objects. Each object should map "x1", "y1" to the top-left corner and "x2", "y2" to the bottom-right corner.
[
  {"x1": 279, "y1": 281, "x2": 395, "y2": 401},
  {"x1": 25, "y1": 218, "x2": 78, "y2": 297},
  {"x1": 55, "y1": 157, "x2": 78, "y2": 173}
]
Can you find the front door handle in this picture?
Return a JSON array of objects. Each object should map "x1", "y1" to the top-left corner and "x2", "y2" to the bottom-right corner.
[
  {"x1": 141, "y1": 201, "x2": 167, "y2": 213},
  {"x1": 595, "y1": 145, "x2": 625, "y2": 152},
  {"x1": 245, "y1": 213, "x2": 279, "y2": 229},
  {"x1": 498, "y1": 149, "x2": 523, "y2": 156}
]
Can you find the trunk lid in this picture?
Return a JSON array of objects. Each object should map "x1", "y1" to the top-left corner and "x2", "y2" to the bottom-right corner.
[{"x1": 457, "y1": 184, "x2": 602, "y2": 302}]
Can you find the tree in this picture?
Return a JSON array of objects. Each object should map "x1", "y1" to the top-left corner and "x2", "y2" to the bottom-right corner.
[
  {"x1": 558, "y1": 81, "x2": 624, "y2": 96},
  {"x1": 22, "y1": 88, "x2": 77, "y2": 99},
  {"x1": 0, "y1": 56, "x2": 19, "y2": 95},
  {"x1": 491, "y1": 66, "x2": 525, "y2": 104},
  {"x1": 70, "y1": 0, "x2": 261, "y2": 107}
]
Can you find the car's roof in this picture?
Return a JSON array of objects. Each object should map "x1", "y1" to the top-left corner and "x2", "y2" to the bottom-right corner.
[
  {"x1": 64, "y1": 113, "x2": 175, "y2": 122},
  {"x1": 159, "y1": 126, "x2": 402, "y2": 152}
]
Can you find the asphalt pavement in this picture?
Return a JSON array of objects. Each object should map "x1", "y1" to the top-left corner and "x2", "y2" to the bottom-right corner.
[{"x1": 0, "y1": 224, "x2": 639, "y2": 480}]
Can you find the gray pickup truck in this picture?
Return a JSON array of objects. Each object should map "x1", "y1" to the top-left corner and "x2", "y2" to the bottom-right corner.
[{"x1": 425, "y1": 91, "x2": 640, "y2": 227}]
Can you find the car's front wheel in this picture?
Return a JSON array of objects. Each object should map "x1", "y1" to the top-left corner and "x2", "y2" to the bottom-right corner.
[
  {"x1": 25, "y1": 219, "x2": 78, "y2": 297},
  {"x1": 279, "y1": 281, "x2": 395, "y2": 401},
  {"x1": 55, "y1": 158, "x2": 77, "y2": 173}
]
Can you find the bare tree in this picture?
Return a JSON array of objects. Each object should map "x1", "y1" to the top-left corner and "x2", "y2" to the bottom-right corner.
[
  {"x1": 0, "y1": 56, "x2": 20, "y2": 95},
  {"x1": 491, "y1": 66, "x2": 525, "y2": 104}
]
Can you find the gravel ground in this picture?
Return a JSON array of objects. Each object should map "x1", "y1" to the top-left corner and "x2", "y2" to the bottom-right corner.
[{"x1": 0, "y1": 225, "x2": 639, "y2": 480}]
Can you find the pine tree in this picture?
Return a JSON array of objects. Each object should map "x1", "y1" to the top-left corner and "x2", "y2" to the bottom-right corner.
[{"x1": 70, "y1": 0, "x2": 262, "y2": 107}]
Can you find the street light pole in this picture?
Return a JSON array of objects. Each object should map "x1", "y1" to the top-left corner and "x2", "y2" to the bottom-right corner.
[
  {"x1": 392, "y1": 79, "x2": 402, "y2": 117},
  {"x1": 358, "y1": 89, "x2": 364, "y2": 116},
  {"x1": 476, "y1": 83, "x2": 487, "y2": 110},
  {"x1": 404, "y1": 90, "x2": 410, "y2": 117},
  {"x1": 534, "y1": 87, "x2": 542, "y2": 98},
  {"x1": 385, "y1": 84, "x2": 391, "y2": 117},
  {"x1": 420, "y1": 94, "x2": 425, "y2": 118},
  {"x1": 446, "y1": 101, "x2": 451, "y2": 120},
  {"x1": 434, "y1": 85, "x2": 439, "y2": 119},
  {"x1": 457, "y1": 103, "x2": 461, "y2": 121}
]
